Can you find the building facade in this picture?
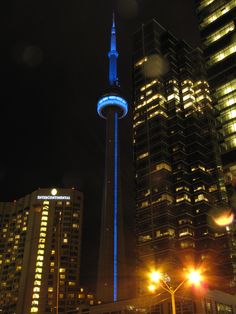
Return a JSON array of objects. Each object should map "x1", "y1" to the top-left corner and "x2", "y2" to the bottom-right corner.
[
  {"x1": 0, "y1": 188, "x2": 83, "y2": 314},
  {"x1": 133, "y1": 20, "x2": 235, "y2": 293},
  {"x1": 77, "y1": 289, "x2": 236, "y2": 314},
  {"x1": 195, "y1": 0, "x2": 236, "y2": 165}
]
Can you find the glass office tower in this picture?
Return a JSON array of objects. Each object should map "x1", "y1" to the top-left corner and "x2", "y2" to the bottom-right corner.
[{"x1": 133, "y1": 20, "x2": 235, "y2": 293}]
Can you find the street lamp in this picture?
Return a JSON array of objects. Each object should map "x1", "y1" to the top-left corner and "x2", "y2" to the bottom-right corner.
[{"x1": 148, "y1": 269, "x2": 202, "y2": 314}]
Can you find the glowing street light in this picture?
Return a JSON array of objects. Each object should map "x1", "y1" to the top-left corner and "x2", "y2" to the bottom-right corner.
[{"x1": 148, "y1": 269, "x2": 203, "y2": 314}]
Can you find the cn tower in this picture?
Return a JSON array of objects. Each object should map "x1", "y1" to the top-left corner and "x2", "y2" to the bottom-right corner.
[{"x1": 97, "y1": 14, "x2": 128, "y2": 303}]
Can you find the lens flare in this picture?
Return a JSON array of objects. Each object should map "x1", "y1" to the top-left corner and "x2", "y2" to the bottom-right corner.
[{"x1": 213, "y1": 210, "x2": 234, "y2": 226}]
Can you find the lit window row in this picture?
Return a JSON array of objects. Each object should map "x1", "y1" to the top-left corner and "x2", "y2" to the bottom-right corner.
[
  {"x1": 197, "y1": 0, "x2": 214, "y2": 11},
  {"x1": 225, "y1": 135, "x2": 236, "y2": 150},
  {"x1": 167, "y1": 93, "x2": 180, "y2": 102},
  {"x1": 179, "y1": 228, "x2": 194, "y2": 237},
  {"x1": 152, "y1": 194, "x2": 174, "y2": 204},
  {"x1": 221, "y1": 108, "x2": 236, "y2": 123},
  {"x1": 133, "y1": 119, "x2": 145, "y2": 128},
  {"x1": 194, "y1": 194, "x2": 209, "y2": 202},
  {"x1": 135, "y1": 93, "x2": 166, "y2": 111},
  {"x1": 204, "y1": 22, "x2": 235, "y2": 46},
  {"x1": 207, "y1": 42, "x2": 236, "y2": 66},
  {"x1": 200, "y1": 0, "x2": 236, "y2": 29},
  {"x1": 156, "y1": 229, "x2": 175, "y2": 238},
  {"x1": 135, "y1": 57, "x2": 148, "y2": 68},
  {"x1": 137, "y1": 152, "x2": 149, "y2": 160},
  {"x1": 223, "y1": 122, "x2": 236, "y2": 136},
  {"x1": 191, "y1": 164, "x2": 207, "y2": 172},
  {"x1": 176, "y1": 186, "x2": 189, "y2": 192},
  {"x1": 155, "y1": 162, "x2": 172, "y2": 172},
  {"x1": 30, "y1": 202, "x2": 49, "y2": 313},
  {"x1": 138, "y1": 234, "x2": 151, "y2": 242},
  {"x1": 140, "y1": 79, "x2": 158, "y2": 91},
  {"x1": 215, "y1": 78, "x2": 236, "y2": 99},
  {"x1": 176, "y1": 194, "x2": 191, "y2": 203},
  {"x1": 148, "y1": 110, "x2": 168, "y2": 119}
]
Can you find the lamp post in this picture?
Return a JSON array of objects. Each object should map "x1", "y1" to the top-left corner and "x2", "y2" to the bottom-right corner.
[{"x1": 148, "y1": 270, "x2": 202, "y2": 314}]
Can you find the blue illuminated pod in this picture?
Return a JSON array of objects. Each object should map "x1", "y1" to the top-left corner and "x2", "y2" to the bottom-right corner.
[
  {"x1": 97, "y1": 14, "x2": 128, "y2": 119},
  {"x1": 97, "y1": 14, "x2": 128, "y2": 303}
]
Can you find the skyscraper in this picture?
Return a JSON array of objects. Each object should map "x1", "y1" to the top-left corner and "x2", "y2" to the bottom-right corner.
[
  {"x1": 195, "y1": 0, "x2": 236, "y2": 190},
  {"x1": 0, "y1": 188, "x2": 83, "y2": 314},
  {"x1": 96, "y1": 15, "x2": 128, "y2": 303},
  {"x1": 133, "y1": 20, "x2": 235, "y2": 293}
]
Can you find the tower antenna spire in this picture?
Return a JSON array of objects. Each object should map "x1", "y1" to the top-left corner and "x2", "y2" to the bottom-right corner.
[{"x1": 108, "y1": 12, "x2": 119, "y2": 86}]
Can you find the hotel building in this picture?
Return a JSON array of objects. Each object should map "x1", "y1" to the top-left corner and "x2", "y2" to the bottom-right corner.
[
  {"x1": 133, "y1": 20, "x2": 235, "y2": 293},
  {"x1": 0, "y1": 188, "x2": 83, "y2": 314}
]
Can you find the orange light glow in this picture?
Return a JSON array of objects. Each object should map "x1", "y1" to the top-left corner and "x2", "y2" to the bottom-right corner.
[
  {"x1": 188, "y1": 270, "x2": 202, "y2": 286},
  {"x1": 213, "y1": 210, "x2": 234, "y2": 226},
  {"x1": 149, "y1": 270, "x2": 161, "y2": 283}
]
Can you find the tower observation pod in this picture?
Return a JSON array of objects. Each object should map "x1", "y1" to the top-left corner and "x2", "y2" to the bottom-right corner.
[{"x1": 96, "y1": 14, "x2": 128, "y2": 303}]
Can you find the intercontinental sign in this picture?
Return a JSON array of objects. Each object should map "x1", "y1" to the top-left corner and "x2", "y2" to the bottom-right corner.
[{"x1": 37, "y1": 195, "x2": 71, "y2": 200}]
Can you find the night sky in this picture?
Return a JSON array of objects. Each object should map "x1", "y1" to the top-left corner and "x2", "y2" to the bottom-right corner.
[{"x1": 1, "y1": 0, "x2": 200, "y2": 289}]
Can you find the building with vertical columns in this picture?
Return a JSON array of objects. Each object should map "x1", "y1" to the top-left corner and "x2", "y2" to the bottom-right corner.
[
  {"x1": 195, "y1": 0, "x2": 236, "y2": 165},
  {"x1": 96, "y1": 15, "x2": 129, "y2": 303},
  {"x1": 195, "y1": 0, "x2": 236, "y2": 291},
  {"x1": 0, "y1": 188, "x2": 83, "y2": 314},
  {"x1": 133, "y1": 19, "x2": 235, "y2": 293}
]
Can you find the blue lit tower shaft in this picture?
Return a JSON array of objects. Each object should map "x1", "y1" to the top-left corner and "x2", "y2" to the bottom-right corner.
[{"x1": 97, "y1": 15, "x2": 128, "y2": 303}]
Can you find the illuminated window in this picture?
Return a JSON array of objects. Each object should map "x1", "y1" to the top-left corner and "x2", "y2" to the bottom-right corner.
[
  {"x1": 69, "y1": 281, "x2": 75, "y2": 286},
  {"x1": 194, "y1": 194, "x2": 209, "y2": 202},
  {"x1": 37, "y1": 256, "x2": 44, "y2": 261},
  {"x1": 48, "y1": 287, "x2": 53, "y2": 292},
  {"x1": 33, "y1": 287, "x2": 40, "y2": 293},
  {"x1": 63, "y1": 238, "x2": 68, "y2": 243},
  {"x1": 204, "y1": 22, "x2": 235, "y2": 46},
  {"x1": 37, "y1": 250, "x2": 44, "y2": 255},
  {"x1": 140, "y1": 80, "x2": 158, "y2": 92},
  {"x1": 42, "y1": 211, "x2": 48, "y2": 216},
  {"x1": 135, "y1": 56, "x2": 148, "y2": 68},
  {"x1": 179, "y1": 228, "x2": 194, "y2": 237},
  {"x1": 32, "y1": 293, "x2": 39, "y2": 299},
  {"x1": 51, "y1": 250, "x2": 55, "y2": 255},
  {"x1": 180, "y1": 241, "x2": 195, "y2": 248},
  {"x1": 41, "y1": 222, "x2": 47, "y2": 227},
  {"x1": 36, "y1": 267, "x2": 43, "y2": 273},
  {"x1": 156, "y1": 229, "x2": 175, "y2": 238},
  {"x1": 137, "y1": 152, "x2": 149, "y2": 160},
  {"x1": 197, "y1": 0, "x2": 214, "y2": 11},
  {"x1": 59, "y1": 268, "x2": 65, "y2": 273},
  {"x1": 155, "y1": 162, "x2": 172, "y2": 172},
  {"x1": 215, "y1": 78, "x2": 236, "y2": 98},
  {"x1": 32, "y1": 300, "x2": 39, "y2": 306},
  {"x1": 200, "y1": 1, "x2": 236, "y2": 29},
  {"x1": 36, "y1": 262, "x2": 43, "y2": 267},
  {"x1": 31, "y1": 307, "x2": 38, "y2": 313},
  {"x1": 140, "y1": 201, "x2": 149, "y2": 208},
  {"x1": 41, "y1": 216, "x2": 48, "y2": 221},
  {"x1": 209, "y1": 185, "x2": 217, "y2": 192},
  {"x1": 178, "y1": 218, "x2": 192, "y2": 225},
  {"x1": 176, "y1": 194, "x2": 191, "y2": 203},
  {"x1": 138, "y1": 234, "x2": 152, "y2": 242},
  {"x1": 60, "y1": 274, "x2": 66, "y2": 279},
  {"x1": 35, "y1": 274, "x2": 42, "y2": 279},
  {"x1": 207, "y1": 43, "x2": 236, "y2": 66}
]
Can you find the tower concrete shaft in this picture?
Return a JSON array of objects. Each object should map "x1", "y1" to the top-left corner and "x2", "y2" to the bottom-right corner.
[{"x1": 96, "y1": 15, "x2": 128, "y2": 303}]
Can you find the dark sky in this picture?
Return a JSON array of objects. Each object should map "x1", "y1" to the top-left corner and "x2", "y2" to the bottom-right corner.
[{"x1": 1, "y1": 0, "x2": 200, "y2": 289}]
